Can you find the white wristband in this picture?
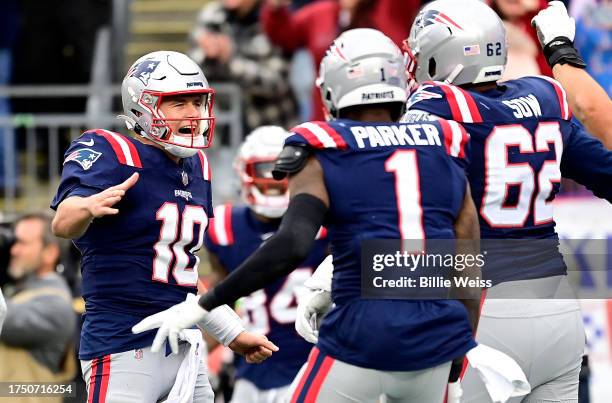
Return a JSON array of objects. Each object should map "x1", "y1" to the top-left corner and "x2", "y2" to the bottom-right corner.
[{"x1": 198, "y1": 304, "x2": 245, "y2": 346}]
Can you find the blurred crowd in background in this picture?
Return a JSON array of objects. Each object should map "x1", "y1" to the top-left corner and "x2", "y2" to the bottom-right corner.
[{"x1": 0, "y1": 0, "x2": 610, "y2": 401}]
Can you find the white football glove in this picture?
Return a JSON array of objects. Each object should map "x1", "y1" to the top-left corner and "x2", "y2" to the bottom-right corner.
[
  {"x1": 304, "y1": 255, "x2": 334, "y2": 292},
  {"x1": 447, "y1": 381, "x2": 463, "y2": 403},
  {"x1": 531, "y1": 1, "x2": 575, "y2": 47},
  {"x1": 132, "y1": 293, "x2": 209, "y2": 354},
  {"x1": 295, "y1": 289, "x2": 333, "y2": 344}
]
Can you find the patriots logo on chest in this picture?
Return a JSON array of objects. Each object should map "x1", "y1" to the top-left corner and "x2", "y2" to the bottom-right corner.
[{"x1": 64, "y1": 148, "x2": 102, "y2": 170}]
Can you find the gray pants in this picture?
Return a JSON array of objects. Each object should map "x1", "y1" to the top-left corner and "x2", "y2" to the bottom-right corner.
[
  {"x1": 81, "y1": 343, "x2": 214, "y2": 403},
  {"x1": 462, "y1": 276, "x2": 585, "y2": 403},
  {"x1": 287, "y1": 348, "x2": 452, "y2": 403},
  {"x1": 230, "y1": 379, "x2": 290, "y2": 403}
]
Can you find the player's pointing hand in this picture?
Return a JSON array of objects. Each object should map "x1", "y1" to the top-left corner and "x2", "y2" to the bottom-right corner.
[{"x1": 87, "y1": 172, "x2": 139, "y2": 218}]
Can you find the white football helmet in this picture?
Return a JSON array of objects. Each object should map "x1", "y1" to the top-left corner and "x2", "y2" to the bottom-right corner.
[
  {"x1": 317, "y1": 28, "x2": 408, "y2": 120},
  {"x1": 120, "y1": 51, "x2": 216, "y2": 158},
  {"x1": 235, "y1": 126, "x2": 290, "y2": 218},
  {"x1": 405, "y1": 0, "x2": 507, "y2": 87}
]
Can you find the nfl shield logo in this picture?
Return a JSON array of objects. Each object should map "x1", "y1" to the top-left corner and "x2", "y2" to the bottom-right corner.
[
  {"x1": 181, "y1": 171, "x2": 189, "y2": 186},
  {"x1": 134, "y1": 349, "x2": 143, "y2": 360}
]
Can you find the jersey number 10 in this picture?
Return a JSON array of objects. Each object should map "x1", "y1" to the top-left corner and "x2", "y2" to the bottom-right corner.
[{"x1": 153, "y1": 203, "x2": 208, "y2": 286}]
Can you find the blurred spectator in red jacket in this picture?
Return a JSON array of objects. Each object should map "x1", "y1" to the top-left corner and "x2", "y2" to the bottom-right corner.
[
  {"x1": 261, "y1": 0, "x2": 420, "y2": 120},
  {"x1": 489, "y1": 0, "x2": 552, "y2": 80}
]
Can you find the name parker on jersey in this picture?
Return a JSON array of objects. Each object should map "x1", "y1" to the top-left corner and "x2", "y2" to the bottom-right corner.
[{"x1": 350, "y1": 123, "x2": 441, "y2": 149}]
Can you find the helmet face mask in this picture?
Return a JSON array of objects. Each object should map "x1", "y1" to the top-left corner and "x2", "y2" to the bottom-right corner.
[
  {"x1": 401, "y1": 39, "x2": 419, "y2": 94},
  {"x1": 317, "y1": 28, "x2": 409, "y2": 120},
  {"x1": 235, "y1": 126, "x2": 290, "y2": 219},
  {"x1": 142, "y1": 90, "x2": 215, "y2": 149},
  {"x1": 121, "y1": 51, "x2": 216, "y2": 158},
  {"x1": 406, "y1": 0, "x2": 507, "y2": 87}
]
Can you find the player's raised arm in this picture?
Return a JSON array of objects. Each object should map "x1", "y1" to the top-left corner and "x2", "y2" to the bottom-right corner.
[
  {"x1": 532, "y1": 1, "x2": 612, "y2": 148},
  {"x1": 560, "y1": 124, "x2": 612, "y2": 202},
  {"x1": 52, "y1": 173, "x2": 139, "y2": 239}
]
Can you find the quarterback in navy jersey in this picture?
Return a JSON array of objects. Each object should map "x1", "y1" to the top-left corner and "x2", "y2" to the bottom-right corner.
[
  {"x1": 398, "y1": 1, "x2": 612, "y2": 402},
  {"x1": 51, "y1": 51, "x2": 276, "y2": 403},
  {"x1": 135, "y1": 29, "x2": 482, "y2": 403},
  {"x1": 204, "y1": 126, "x2": 329, "y2": 402}
]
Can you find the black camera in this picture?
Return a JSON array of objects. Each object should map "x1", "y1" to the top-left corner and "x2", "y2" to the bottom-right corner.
[{"x1": 0, "y1": 226, "x2": 15, "y2": 287}]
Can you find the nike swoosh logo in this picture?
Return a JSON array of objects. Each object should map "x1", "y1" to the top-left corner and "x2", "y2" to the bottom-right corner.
[{"x1": 78, "y1": 139, "x2": 94, "y2": 146}]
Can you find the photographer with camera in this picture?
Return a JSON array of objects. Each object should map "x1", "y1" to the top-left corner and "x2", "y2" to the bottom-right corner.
[{"x1": 0, "y1": 213, "x2": 75, "y2": 402}]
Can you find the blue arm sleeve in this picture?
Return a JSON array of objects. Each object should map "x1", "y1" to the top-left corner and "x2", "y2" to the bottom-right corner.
[{"x1": 560, "y1": 123, "x2": 612, "y2": 202}]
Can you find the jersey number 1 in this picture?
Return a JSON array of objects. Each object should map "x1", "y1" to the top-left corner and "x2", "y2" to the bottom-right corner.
[
  {"x1": 153, "y1": 203, "x2": 208, "y2": 286},
  {"x1": 385, "y1": 150, "x2": 425, "y2": 251}
]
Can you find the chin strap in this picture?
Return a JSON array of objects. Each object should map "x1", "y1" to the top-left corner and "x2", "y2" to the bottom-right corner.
[
  {"x1": 444, "y1": 64, "x2": 464, "y2": 85},
  {"x1": 117, "y1": 114, "x2": 137, "y2": 130}
]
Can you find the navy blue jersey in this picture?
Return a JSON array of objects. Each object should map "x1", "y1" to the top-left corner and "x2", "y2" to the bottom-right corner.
[
  {"x1": 407, "y1": 77, "x2": 612, "y2": 284},
  {"x1": 204, "y1": 204, "x2": 328, "y2": 390},
  {"x1": 284, "y1": 120, "x2": 476, "y2": 371},
  {"x1": 51, "y1": 129, "x2": 213, "y2": 360}
]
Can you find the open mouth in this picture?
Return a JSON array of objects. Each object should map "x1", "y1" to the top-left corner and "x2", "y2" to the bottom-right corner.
[{"x1": 178, "y1": 126, "x2": 193, "y2": 135}]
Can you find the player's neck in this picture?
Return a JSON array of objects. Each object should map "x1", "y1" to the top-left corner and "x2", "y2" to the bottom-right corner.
[
  {"x1": 134, "y1": 135, "x2": 181, "y2": 164},
  {"x1": 461, "y1": 81, "x2": 499, "y2": 93},
  {"x1": 344, "y1": 109, "x2": 394, "y2": 122},
  {"x1": 251, "y1": 210, "x2": 282, "y2": 225}
]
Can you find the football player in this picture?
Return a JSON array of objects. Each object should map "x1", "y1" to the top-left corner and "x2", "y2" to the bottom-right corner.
[
  {"x1": 204, "y1": 125, "x2": 329, "y2": 403},
  {"x1": 402, "y1": 2, "x2": 611, "y2": 401},
  {"x1": 51, "y1": 51, "x2": 277, "y2": 403},
  {"x1": 297, "y1": 1, "x2": 612, "y2": 401},
  {"x1": 134, "y1": 29, "x2": 482, "y2": 403}
]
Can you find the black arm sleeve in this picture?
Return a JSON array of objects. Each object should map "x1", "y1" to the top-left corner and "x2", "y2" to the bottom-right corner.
[{"x1": 199, "y1": 193, "x2": 327, "y2": 311}]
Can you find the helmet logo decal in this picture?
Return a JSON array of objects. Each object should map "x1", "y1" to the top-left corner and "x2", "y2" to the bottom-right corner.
[
  {"x1": 362, "y1": 91, "x2": 395, "y2": 101},
  {"x1": 187, "y1": 82, "x2": 204, "y2": 88},
  {"x1": 329, "y1": 44, "x2": 349, "y2": 62},
  {"x1": 129, "y1": 60, "x2": 161, "y2": 85},
  {"x1": 417, "y1": 10, "x2": 464, "y2": 31},
  {"x1": 463, "y1": 45, "x2": 481, "y2": 56}
]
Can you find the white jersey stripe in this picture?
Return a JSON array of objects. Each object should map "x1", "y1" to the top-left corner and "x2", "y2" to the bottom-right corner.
[
  {"x1": 536, "y1": 75, "x2": 570, "y2": 120},
  {"x1": 448, "y1": 120, "x2": 463, "y2": 157},
  {"x1": 199, "y1": 151, "x2": 210, "y2": 181},
  {"x1": 213, "y1": 205, "x2": 230, "y2": 246},
  {"x1": 102, "y1": 129, "x2": 135, "y2": 167},
  {"x1": 298, "y1": 122, "x2": 338, "y2": 148},
  {"x1": 447, "y1": 85, "x2": 474, "y2": 123}
]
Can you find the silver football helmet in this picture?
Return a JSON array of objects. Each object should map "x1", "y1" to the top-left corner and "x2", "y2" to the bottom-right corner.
[
  {"x1": 405, "y1": 0, "x2": 507, "y2": 87},
  {"x1": 235, "y1": 126, "x2": 290, "y2": 218},
  {"x1": 120, "y1": 51, "x2": 215, "y2": 158},
  {"x1": 317, "y1": 28, "x2": 408, "y2": 120}
]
